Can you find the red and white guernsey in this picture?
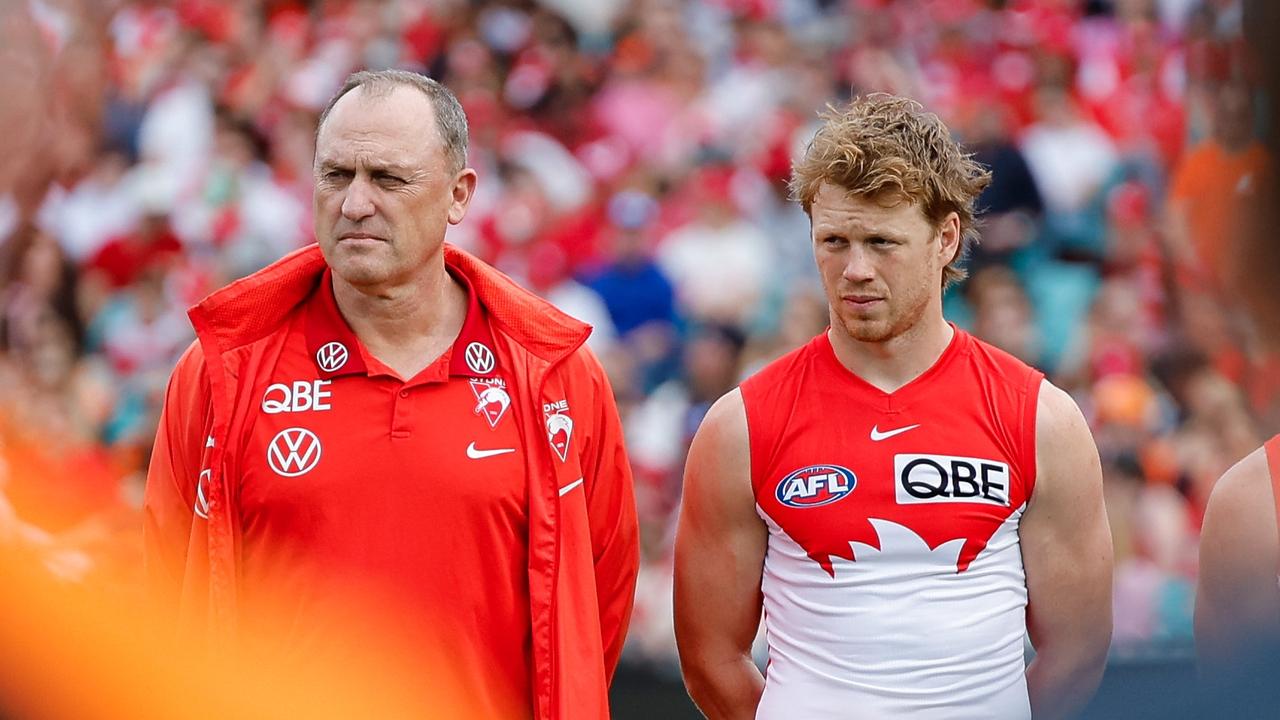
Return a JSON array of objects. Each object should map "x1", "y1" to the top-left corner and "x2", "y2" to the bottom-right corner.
[{"x1": 740, "y1": 327, "x2": 1043, "y2": 719}]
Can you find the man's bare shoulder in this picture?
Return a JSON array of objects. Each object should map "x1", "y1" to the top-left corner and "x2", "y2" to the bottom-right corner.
[
  {"x1": 684, "y1": 388, "x2": 752, "y2": 506},
  {"x1": 1204, "y1": 447, "x2": 1275, "y2": 541},
  {"x1": 1031, "y1": 379, "x2": 1100, "y2": 507},
  {"x1": 695, "y1": 388, "x2": 748, "y2": 452},
  {"x1": 1035, "y1": 379, "x2": 1087, "y2": 438},
  {"x1": 1034, "y1": 380, "x2": 1094, "y2": 465}
]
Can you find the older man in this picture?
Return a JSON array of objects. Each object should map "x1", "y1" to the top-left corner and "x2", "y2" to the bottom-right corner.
[{"x1": 144, "y1": 70, "x2": 638, "y2": 720}]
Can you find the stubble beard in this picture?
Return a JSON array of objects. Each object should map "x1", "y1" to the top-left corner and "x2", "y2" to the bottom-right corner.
[{"x1": 833, "y1": 290, "x2": 930, "y2": 346}]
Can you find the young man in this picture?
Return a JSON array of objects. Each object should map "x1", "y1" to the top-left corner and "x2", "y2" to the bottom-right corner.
[
  {"x1": 674, "y1": 95, "x2": 1113, "y2": 719},
  {"x1": 143, "y1": 70, "x2": 638, "y2": 720}
]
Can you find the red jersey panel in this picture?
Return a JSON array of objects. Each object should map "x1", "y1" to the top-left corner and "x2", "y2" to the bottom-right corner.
[
  {"x1": 740, "y1": 327, "x2": 1043, "y2": 719},
  {"x1": 229, "y1": 270, "x2": 532, "y2": 718}
]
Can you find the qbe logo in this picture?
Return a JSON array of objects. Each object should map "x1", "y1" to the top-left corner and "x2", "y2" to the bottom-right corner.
[
  {"x1": 894, "y1": 454, "x2": 1010, "y2": 506},
  {"x1": 262, "y1": 380, "x2": 332, "y2": 414},
  {"x1": 776, "y1": 465, "x2": 857, "y2": 508}
]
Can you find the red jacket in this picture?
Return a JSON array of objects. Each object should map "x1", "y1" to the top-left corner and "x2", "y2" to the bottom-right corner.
[{"x1": 144, "y1": 244, "x2": 639, "y2": 719}]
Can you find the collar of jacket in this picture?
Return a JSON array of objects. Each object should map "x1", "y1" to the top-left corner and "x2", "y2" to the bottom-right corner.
[{"x1": 187, "y1": 242, "x2": 590, "y2": 362}]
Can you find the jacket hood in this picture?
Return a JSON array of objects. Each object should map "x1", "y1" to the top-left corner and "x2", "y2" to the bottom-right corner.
[{"x1": 188, "y1": 243, "x2": 591, "y2": 362}]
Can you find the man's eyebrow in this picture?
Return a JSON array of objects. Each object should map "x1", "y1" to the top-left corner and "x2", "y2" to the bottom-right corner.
[
  {"x1": 813, "y1": 221, "x2": 906, "y2": 238},
  {"x1": 315, "y1": 158, "x2": 414, "y2": 175}
]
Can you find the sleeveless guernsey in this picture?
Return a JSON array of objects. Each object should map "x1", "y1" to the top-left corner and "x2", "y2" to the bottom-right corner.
[{"x1": 740, "y1": 328, "x2": 1043, "y2": 719}]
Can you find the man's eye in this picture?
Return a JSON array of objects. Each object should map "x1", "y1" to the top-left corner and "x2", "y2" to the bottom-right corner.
[{"x1": 375, "y1": 173, "x2": 404, "y2": 184}]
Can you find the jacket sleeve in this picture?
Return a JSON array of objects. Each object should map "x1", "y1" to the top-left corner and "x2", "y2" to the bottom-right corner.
[
  {"x1": 143, "y1": 341, "x2": 214, "y2": 615},
  {"x1": 577, "y1": 347, "x2": 640, "y2": 682}
]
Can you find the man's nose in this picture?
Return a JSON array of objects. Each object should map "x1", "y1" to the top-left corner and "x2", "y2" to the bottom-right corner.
[
  {"x1": 842, "y1": 246, "x2": 876, "y2": 283},
  {"x1": 341, "y1": 178, "x2": 376, "y2": 221}
]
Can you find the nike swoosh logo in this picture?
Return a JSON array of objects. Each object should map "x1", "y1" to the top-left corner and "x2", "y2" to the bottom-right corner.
[
  {"x1": 870, "y1": 424, "x2": 920, "y2": 441},
  {"x1": 466, "y1": 442, "x2": 516, "y2": 459},
  {"x1": 558, "y1": 477, "x2": 584, "y2": 497}
]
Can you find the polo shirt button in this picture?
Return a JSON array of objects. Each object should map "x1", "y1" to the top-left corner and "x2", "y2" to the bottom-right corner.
[{"x1": 399, "y1": 390, "x2": 409, "y2": 398}]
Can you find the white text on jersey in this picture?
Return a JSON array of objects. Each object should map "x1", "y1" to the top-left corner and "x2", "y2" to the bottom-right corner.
[{"x1": 262, "y1": 380, "x2": 332, "y2": 414}]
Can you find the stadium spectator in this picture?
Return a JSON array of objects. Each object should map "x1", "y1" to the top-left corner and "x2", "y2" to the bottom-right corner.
[
  {"x1": 656, "y1": 164, "x2": 773, "y2": 327},
  {"x1": 1166, "y1": 77, "x2": 1269, "y2": 293}
]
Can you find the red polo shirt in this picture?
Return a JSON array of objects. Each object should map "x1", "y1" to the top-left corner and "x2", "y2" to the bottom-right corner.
[{"x1": 234, "y1": 268, "x2": 531, "y2": 718}]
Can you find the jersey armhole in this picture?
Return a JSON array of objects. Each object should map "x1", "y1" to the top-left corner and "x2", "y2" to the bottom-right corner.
[
  {"x1": 738, "y1": 381, "x2": 764, "y2": 501},
  {"x1": 1020, "y1": 370, "x2": 1045, "y2": 505}
]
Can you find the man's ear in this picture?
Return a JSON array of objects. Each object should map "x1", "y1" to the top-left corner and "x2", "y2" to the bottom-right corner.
[
  {"x1": 448, "y1": 168, "x2": 479, "y2": 225},
  {"x1": 938, "y1": 211, "x2": 962, "y2": 266}
]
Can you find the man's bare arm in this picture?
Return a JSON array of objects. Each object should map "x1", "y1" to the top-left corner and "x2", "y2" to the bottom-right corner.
[
  {"x1": 1021, "y1": 380, "x2": 1113, "y2": 719},
  {"x1": 674, "y1": 389, "x2": 768, "y2": 720},
  {"x1": 1195, "y1": 448, "x2": 1280, "y2": 671}
]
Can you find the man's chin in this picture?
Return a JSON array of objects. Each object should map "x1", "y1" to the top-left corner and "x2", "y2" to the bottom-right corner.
[
  {"x1": 838, "y1": 317, "x2": 895, "y2": 344},
  {"x1": 331, "y1": 259, "x2": 391, "y2": 289}
]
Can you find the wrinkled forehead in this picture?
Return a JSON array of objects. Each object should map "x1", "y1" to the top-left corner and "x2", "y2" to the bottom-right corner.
[{"x1": 315, "y1": 86, "x2": 442, "y2": 165}]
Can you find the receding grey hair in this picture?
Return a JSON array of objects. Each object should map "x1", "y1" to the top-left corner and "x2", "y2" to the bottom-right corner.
[{"x1": 317, "y1": 69, "x2": 469, "y2": 172}]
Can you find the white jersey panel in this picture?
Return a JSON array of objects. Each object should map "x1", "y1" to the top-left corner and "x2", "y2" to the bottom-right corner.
[{"x1": 755, "y1": 508, "x2": 1031, "y2": 719}]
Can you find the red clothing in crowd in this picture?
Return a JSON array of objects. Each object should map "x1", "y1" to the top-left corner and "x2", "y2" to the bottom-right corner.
[{"x1": 86, "y1": 228, "x2": 183, "y2": 289}]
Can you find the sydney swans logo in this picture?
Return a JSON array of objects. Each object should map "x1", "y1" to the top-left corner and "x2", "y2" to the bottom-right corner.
[
  {"x1": 471, "y1": 378, "x2": 511, "y2": 428},
  {"x1": 544, "y1": 399, "x2": 573, "y2": 462}
]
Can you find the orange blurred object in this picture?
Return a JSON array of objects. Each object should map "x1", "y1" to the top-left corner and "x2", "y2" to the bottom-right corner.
[
  {"x1": 0, "y1": 541, "x2": 475, "y2": 720},
  {"x1": 1093, "y1": 373, "x2": 1156, "y2": 429}
]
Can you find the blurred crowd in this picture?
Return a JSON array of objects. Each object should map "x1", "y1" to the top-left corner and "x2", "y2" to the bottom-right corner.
[{"x1": 0, "y1": 0, "x2": 1272, "y2": 669}]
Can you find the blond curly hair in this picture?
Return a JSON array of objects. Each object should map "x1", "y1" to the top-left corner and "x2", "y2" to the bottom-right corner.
[{"x1": 789, "y1": 94, "x2": 991, "y2": 288}]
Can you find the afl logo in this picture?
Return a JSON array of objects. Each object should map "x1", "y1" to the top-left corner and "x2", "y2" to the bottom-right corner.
[
  {"x1": 776, "y1": 465, "x2": 857, "y2": 508},
  {"x1": 316, "y1": 342, "x2": 349, "y2": 373},
  {"x1": 465, "y1": 342, "x2": 495, "y2": 375}
]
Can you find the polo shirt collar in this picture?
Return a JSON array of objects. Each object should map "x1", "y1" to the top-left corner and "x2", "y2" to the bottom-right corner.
[{"x1": 305, "y1": 268, "x2": 501, "y2": 380}]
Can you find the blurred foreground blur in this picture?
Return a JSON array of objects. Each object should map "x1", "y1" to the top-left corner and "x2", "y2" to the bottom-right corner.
[{"x1": 0, "y1": 541, "x2": 474, "y2": 719}]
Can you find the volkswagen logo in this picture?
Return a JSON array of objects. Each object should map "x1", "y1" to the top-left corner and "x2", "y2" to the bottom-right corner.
[
  {"x1": 316, "y1": 341, "x2": 349, "y2": 373},
  {"x1": 465, "y1": 342, "x2": 495, "y2": 375},
  {"x1": 267, "y1": 427, "x2": 323, "y2": 477}
]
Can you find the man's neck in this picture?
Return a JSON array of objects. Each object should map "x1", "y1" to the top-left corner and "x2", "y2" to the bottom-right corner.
[
  {"x1": 331, "y1": 258, "x2": 468, "y2": 379},
  {"x1": 827, "y1": 308, "x2": 954, "y2": 394}
]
